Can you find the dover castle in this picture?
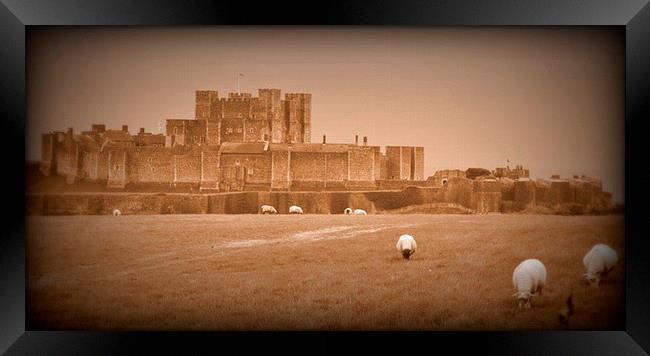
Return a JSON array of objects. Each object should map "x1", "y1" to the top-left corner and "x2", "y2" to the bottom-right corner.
[{"x1": 39, "y1": 89, "x2": 424, "y2": 191}]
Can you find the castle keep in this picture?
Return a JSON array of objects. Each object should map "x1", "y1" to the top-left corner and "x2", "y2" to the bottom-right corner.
[
  {"x1": 40, "y1": 89, "x2": 425, "y2": 191},
  {"x1": 32, "y1": 88, "x2": 614, "y2": 215}
]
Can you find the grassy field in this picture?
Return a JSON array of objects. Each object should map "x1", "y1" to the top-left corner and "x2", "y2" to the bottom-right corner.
[{"x1": 26, "y1": 214, "x2": 624, "y2": 330}]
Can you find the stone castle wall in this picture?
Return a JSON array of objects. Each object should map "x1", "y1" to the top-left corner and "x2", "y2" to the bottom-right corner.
[
  {"x1": 27, "y1": 175, "x2": 613, "y2": 216},
  {"x1": 42, "y1": 143, "x2": 424, "y2": 192}
]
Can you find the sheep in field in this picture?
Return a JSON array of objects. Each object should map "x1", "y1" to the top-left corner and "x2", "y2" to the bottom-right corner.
[
  {"x1": 353, "y1": 209, "x2": 367, "y2": 215},
  {"x1": 512, "y1": 258, "x2": 547, "y2": 309},
  {"x1": 259, "y1": 205, "x2": 278, "y2": 214},
  {"x1": 396, "y1": 234, "x2": 417, "y2": 260},
  {"x1": 289, "y1": 205, "x2": 304, "y2": 214},
  {"x1": 344, "y1": 208, "x2": 353, "y2": 215},
  {"x1": 583, "y1": 244, "x2": 618, "y2": 287},
  {"x1": 112, "y1": 209, "x2": 122, "y2": 216}
]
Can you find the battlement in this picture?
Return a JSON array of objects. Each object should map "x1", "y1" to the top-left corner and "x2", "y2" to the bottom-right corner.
[
  {"x1": 259, "y1": 88, "x2": 281, "y2": 95},
  {"x1": 494, "y1": 164, "x2": 530, "y2": 179},
  {"x1": 227, "y1": 92, "x2": 253, "y2": 100},
  {"x1": 285, "y1": 93, "x2": 312, "y2": 100},
  {"x1": 193, "y1": 89, "x2": 312, "y2": 104}
]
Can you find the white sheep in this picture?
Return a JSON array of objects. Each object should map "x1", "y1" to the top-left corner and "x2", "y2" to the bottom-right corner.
[
  {"x1": 259, "y1": 204, "x2": 278, "y2": 214},
  {"x1": 344, "y1": 208, "x2": 353, "y2": 215},
  {"x1": 396, "y1": 234, "x2": 417, "y2": 259},
  {"x1": 512, "y1": 258, "x2": 547, "y2": 309},
  {"x1": 353, "y1": 209, "x2": 367, "y2": 215},
  {"x1": 583, "y1": 244, "x2": 618, "y2": 287},
  {"x1": 112, "y1": 209, "x2": 122, "y2": 216},
  {"x1": 289, "y1": 205, "x2": 304, "y2": 214}
]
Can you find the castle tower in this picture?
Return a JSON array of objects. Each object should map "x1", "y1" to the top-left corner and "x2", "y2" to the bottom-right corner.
[
  {"x1": 258, "y1": 89, "x2": 283, "y2": 143},
  {"x1": 282, "y1": 98, "x2": 299, "y2": 143},
  {"x1": 219, "y1": 92, "x2": 252, "y2": 143},
  {"x1": 191, "y1": 89, "x2": 313, "y2": 144},
  {"x1": 284, "y1": 93, "x2": 311, "y2": 143},
  {"x1": 195, "y1": 90, "x2": 219, "y2": 119},
  {"x1": 195, "y1": 90, "x2": 222, "y2": 145}
]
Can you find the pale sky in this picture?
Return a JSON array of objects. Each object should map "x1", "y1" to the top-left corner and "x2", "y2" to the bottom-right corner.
[{"x1": 27, "y1": 26, "x2": 624, "y2": 203}]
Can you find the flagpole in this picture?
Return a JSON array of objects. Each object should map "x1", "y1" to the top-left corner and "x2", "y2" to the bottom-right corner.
[{"x1": 237, "y1": 73, "x2": 240, "y2": 93}]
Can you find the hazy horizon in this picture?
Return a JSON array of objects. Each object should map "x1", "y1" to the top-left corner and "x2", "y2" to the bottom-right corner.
[{"x1": 27, "y1": 26, "x2": 624, "y2": 203}]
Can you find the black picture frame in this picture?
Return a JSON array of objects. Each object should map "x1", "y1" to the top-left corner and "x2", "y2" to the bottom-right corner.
[{"x1": 2, "y1": 0, "x2": 649, "y2": 354}]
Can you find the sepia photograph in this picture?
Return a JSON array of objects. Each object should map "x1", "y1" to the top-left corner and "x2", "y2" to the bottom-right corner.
[{"x1": 25, "y1": 26, "x2": 625, "y2": 330}]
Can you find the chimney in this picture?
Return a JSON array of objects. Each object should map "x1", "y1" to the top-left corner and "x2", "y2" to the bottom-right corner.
[
  {"x1": 122, "y1": 125, "x2": 129, "y2": 132},
  {"x1": 355, "y1": 135, "x2": 359, "y2": 145},
  {"x1": 67, "y1": 127, "x2": 73, "y2": 135},
  {"x1": 322, "y1": 134, "x2": 326, "y2": 144},
  {"x1": 363, "y1": 136, "x2": 368, "y2": 146},
  {"x1": 139, "y1": 127, "x2": 145, "y2": 134},
  {"x1": 92, "y1": 124, "x2": 105, "y2": 133}
]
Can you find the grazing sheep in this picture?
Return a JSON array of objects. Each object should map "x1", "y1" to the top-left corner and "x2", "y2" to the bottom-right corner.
[
  {"x1": 344, "y1": 208, "x2": 353, "y2": 215},
  {"x1": 259, "y1": 204, "x2": 278, "y2": 214},
  {"x1": 353, "y1": 209, "x2": 367, "y2": 215},
  {"x1": 512, "y1": 258, "x2": 547, "y2": 309},
  {"x1": 583, "y1": 244, "x2": 618, "y2": 287},
  {"x1": 289, "y1": 205, "x2": 304, "y2": 214},
  {"x1": 112, "y1": 209, "x2": 121, "y2": 216},
  {"x1": 396, "y1": 234, "x2": 417, "y2": 259}
]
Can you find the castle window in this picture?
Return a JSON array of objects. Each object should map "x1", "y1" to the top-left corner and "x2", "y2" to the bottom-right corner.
[
  {"x1": 249, "y1": 128, "x2": 254, "y2": 134},
  {"x1": 174, "y1": 127, "x2": 178, "y2": 134}
]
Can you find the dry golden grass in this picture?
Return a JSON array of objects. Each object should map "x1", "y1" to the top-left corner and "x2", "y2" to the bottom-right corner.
[{"x1": 26, "y1": 214, "x2": 624, "y2": 330}]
